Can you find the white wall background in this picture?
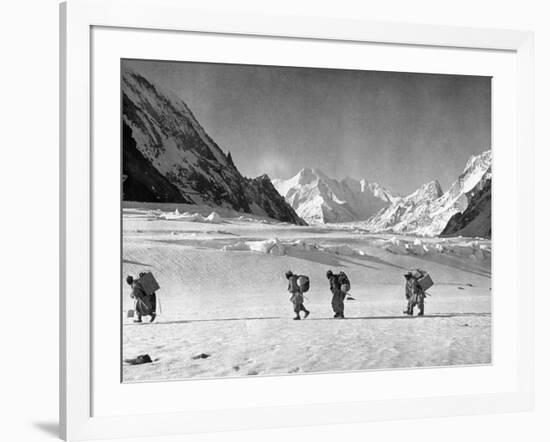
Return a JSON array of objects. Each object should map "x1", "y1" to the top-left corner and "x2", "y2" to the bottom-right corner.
[{"x1": 0, "y1": 0, "x2": 547, "y2": 441}]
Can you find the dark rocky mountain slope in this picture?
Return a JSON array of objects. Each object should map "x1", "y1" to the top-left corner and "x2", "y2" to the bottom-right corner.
[
  {"x1": 440, "y1": 178, "x2": 491, "y2": 239},
  {"x1": 122, "y1": 69, "x2": 305, "y2": 225}
]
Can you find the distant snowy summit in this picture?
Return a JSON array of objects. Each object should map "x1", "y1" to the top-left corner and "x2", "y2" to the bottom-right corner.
[
  {"x1": 272, "y1": 168, "x2": 398, "y2": 224},
  {"x1": 273, "y1": 150, "x2": 491, "y2": 238},
  {"x1": 365, "y1": 150, "x2": 492, "y2": 237},
  {"x1": 122, "y1": 70, "x2": 305, "y2": 225}
]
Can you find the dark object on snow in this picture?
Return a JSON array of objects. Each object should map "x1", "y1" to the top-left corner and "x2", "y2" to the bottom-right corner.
[
  {"x1": 458, "y1": 286, "x2": 465, "y2": 290},
  {"x1": 192, "y1": 353, "x2": 211, "y2": 360},
  {"x1": 125, "y1": 354, "x2": 152, "y2": 365}
]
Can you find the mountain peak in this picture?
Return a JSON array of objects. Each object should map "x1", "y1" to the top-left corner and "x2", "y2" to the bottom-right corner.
[
  {"x1": 272, "y1": 170, "x2": 395, "y2": 224},
  {"x1": 365, "y1": 151, "x2": 491, "y2": 236},
  {"x1": 464, "y1": 150, "x2": 491, "y2": 173},
  {"x1": 293, "y1": 167, "x2": 329, "y2": 186},
  {"x1": 408, "y1": 180, "x2": 443, "y2": 201},
  {"x1": 255, "y1": 173, "x2": 272, "y2": 182}
]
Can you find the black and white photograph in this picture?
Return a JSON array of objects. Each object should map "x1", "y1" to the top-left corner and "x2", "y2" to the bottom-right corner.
[{"x1": 121, "y1": 59, "x2": 492, "y2": 382}]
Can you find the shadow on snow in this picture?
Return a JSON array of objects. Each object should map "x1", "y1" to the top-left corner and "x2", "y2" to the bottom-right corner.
[{"x1": 125, "y1": 312, "x2": 491, "y2": 326}]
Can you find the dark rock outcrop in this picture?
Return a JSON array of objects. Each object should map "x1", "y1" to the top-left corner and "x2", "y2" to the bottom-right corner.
[
  {"x1": 440, "y1": 178, "x2": 491, "y2": 239},
  {"x1": 122, "y1": 122, "x2": 193, "y2": 203}
]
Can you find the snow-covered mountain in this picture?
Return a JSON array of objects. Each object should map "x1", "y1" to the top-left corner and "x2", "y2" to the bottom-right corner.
[
  {"x1": 272, "y1": 168, "x2": 398, "y2": 224},
  {"x1": 364, "y1": 150, "x2": 492, "y2": 236},
  {"x1": 122, "y1": 70, "x2": 305, "y2": 225}
]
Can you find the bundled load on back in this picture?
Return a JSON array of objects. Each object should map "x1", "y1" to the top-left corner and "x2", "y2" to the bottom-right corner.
[
  {"x1": 411, "y1": 269, "x2": 433, "y2": 292},
  {"x1": 297, "y1": 275, "x2": 310, "y2": 293},
  {"x1": 137, "y1": 271, "x2": 160, "y2": 296},
  {"x1": 338, "y1": 271, "x2": 351, "y2": 293},
  {"x1": 126, "y1": 271, "x2": 160, "y2": 323}
]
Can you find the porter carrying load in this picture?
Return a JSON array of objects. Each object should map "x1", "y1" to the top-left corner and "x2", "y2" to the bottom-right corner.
[
  {"x1": 285, "y1": 270, "x2": 311, "y2": 320},
  {"x1": 403, "y1": 269, "x2": 432, "y2": 316},
  {"x1": 327, "y1": 270, "x2": 347, "y2": 319},
  {"x1": 126, "y1": 272, "x2": 160, "y2": 323}
]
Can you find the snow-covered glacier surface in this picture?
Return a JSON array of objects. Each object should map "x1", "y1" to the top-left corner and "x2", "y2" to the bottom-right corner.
[{"x1": 122, "y1": 204, "x2": 491, "y2": 382}]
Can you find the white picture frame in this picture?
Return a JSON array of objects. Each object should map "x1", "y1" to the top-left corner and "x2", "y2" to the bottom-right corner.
[{"x1": 60, "y1": 0, "x2": 534, "y2": 440}]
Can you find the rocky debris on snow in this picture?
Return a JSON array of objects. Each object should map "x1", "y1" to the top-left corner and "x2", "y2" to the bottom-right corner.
[
  {"x1": 191, "y1": 353, "x2": 211, "y2": 360},
  {"x1": 124, "y1": 354, "x2": 153, "y2": 365}
]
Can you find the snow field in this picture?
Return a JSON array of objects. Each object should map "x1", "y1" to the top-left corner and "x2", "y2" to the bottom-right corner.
[{"x1": 122, "y1": 207, "x2": 491, "y2": 381}]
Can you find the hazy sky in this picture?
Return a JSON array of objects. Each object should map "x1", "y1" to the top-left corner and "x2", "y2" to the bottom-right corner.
[{"x1": 123, "y1": 59, "x2": 491, "y2": 195}]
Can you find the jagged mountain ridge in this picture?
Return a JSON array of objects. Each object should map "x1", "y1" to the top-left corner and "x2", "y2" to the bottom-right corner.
[
  {"x1": 272, "y1": 168, "x2": 398, "y2": 224},
  {"x1": 364, "y1": 150, "x2": 492, "y2": 236},
  {"x1": 122, "y1": 70, "x2": 305, "y2": 225}
]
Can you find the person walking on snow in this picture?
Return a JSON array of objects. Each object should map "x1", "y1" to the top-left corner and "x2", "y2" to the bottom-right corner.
[
  {"x1": 403, "y1": 272, "x2": 425, "y2": 316},
  {"x1": 126, "y1": 275, "x2": 156, "y2": 323},
  {"x1": 285, "y1": 270, "x2": 310, "y2": 320},
  {"x1": 327, "y1": 270, "x2": 346, "y2": 318}
]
